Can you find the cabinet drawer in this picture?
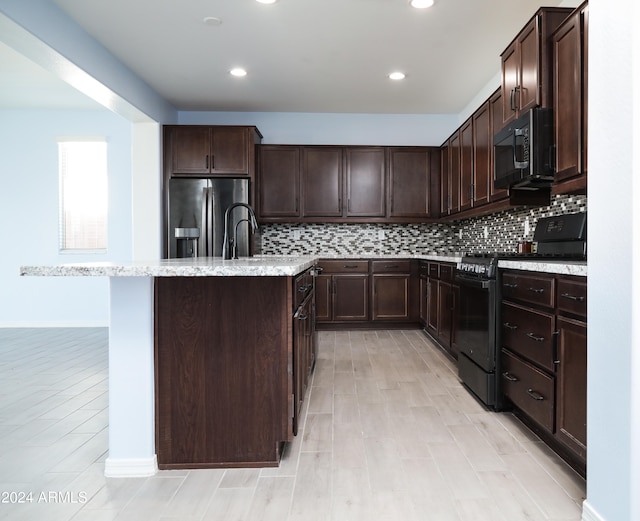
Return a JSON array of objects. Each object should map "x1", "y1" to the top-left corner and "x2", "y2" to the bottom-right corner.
[
  {"x1": 428, "y1": 262, "x2": 439, "y2": 279},
  {"x1": 439, "y1": 263, "x2": 454, "y2": 282},
  {"x1": 318, "y1": 259, "x2": 369, "y2": 273},
  {"x1": 557, "y1": 276, "x2": 587, "y2": 318},
  {"x1": 501, "y1": 302, "x2": 555, "y2": 372},
  {"x1": 371, "y1": 259, "x2": 411, "y2": 273},
  {"x1": 502, "y1": 271, "x2": 555, "y2": 308},
  {"x1": 501, "y1": 349, "x2": 555, "y2": 432}
]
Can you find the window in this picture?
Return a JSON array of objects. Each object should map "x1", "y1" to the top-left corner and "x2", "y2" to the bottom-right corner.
[{"x1": 58, "y1": 139, "x2": 108, "y2": 252}]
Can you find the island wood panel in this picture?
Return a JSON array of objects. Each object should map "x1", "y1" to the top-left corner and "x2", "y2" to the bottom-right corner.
[{"x1": 155, "y1": 276, "x2": 292, "y2": 468}]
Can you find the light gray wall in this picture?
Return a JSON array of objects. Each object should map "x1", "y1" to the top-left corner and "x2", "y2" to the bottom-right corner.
[
  {"x1": 584, "y1": 1, "x2": 640, "y2": 520},
  {"x1": 0, "y1": 109, "x2": 133, "y2": 326}
]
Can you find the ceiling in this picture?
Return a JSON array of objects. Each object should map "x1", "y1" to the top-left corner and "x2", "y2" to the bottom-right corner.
[{"x1": 2, "y1": 0, "x2": 576, "y2": 114}]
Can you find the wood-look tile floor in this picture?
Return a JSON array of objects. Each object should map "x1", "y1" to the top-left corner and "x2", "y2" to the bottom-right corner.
[{"x1": 0, "y1": 328, "x2": 585, "y2": 520}]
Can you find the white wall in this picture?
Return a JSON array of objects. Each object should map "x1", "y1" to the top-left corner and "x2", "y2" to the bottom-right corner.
[
  {"x1": 584, "y1": 1, "x2": 640, "y2": 520},
  {"x1": 0, "y1": 109, "x2": 132, "y2": 326}
]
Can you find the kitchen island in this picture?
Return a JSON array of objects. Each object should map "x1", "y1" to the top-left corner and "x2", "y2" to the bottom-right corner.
[{"x1": 21, "y1": 256, "x2": 318, "y2": 476}]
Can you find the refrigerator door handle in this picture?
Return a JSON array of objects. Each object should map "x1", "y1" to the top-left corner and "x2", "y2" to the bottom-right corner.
[
  {"x1": 201, "y1": 186, "x2": 209, "y2": 257},
  {"x1": 206, "y1": 186, "x2": 214, "y2": 257}
]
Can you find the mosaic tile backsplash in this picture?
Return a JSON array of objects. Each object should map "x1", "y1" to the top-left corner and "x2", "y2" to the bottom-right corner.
[{"x1": 259, "y1": 194, "x2": 587, "y2": 256}]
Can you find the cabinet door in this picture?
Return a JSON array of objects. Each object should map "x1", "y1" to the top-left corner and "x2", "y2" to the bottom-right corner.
[
  {"x1": 419, "y1": 277, "x2": 428, "y2": 325},
  {"x1": 501, "y1": 40, "x2": 519, "y2": 126},
  {"x1": 518, "y1": 19, "x2": 541, "y2": 114},
  {"x1": 555, "y1": 316, "x2": 587, "y2": 460},
  {"x1": 346, "y1": 148, "x2": 386, "y2": 217},
  {"x1": 210, "y1": 127, "x2": 250, "y2": 175},
  {"x1": 459, "y1": 118, "x2": 474, "y2": 211},
  {"x1": 302, "y1": 147, "x2": 343, "y2": 217},
  {"x1": 472, "y1": 101, "x2": 491, "y2": 207},
  {"x1": 440, "y1": 144, "x2": 450, "y2": 216},
  {"x1": 333, "y1": 274, "x2": 369, "y2": 321},
  {"x1": 448, "y1": 133, "x2": 461, "y2": 214},
  {"x1": 553, "y1": 10, "x2": 583, "y2": 184},
  {"x1": 388, "y1": 148, "x2": 430, "y2": 218},
  {"x1": 371, "y1": 274, "x2": 410, "y2": 321},
  {"x1": 438, "y1": 281, "x2": 453, "y2": 346},
  {"x1": 259, "y1": 146, "x2": 300, "y2": 218},
  {"x1": 170, "y1": 126, "x2": 211, "y2": 174},
  {"x1": 427, "y1": 277, "x2": 439, "y2": 336},
  {"x1": 315, "y1": 274, "x2": 332, "y2": 322},
  {"x1": 489, "y1": 89, "x2": 509, "y2": 201}
]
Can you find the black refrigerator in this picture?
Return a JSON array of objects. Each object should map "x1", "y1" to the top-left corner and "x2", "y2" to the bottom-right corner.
[{"x1": 167, "y1": 177, "x2": 254, "y2": 258}]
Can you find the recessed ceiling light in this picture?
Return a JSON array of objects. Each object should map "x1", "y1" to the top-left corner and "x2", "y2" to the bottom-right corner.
[
  {"x1": 203, "y1": 16, "x2": 222, "y2": 26},
  {"x1": 230, "y1": 68, "x2": 248, "y2": 77},
  {"x1": 389, "y1": 72, "x2": 406, "y2": 80},
  {"x1": 256, "y1": 0, "x2": 278, "y2": 4},
  {"x1": 410, "y1": 0, "x2": 435, "y2": 8}
]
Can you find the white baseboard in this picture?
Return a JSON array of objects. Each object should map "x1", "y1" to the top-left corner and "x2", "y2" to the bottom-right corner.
[
  {"x1": 0, "y1": 321, "x2": 108, "y2": 328},
  {"x1": 104, "y1": 456, "x2": 158, "y2": 478},
  {"x1": 582, "y1": 500, "x2": 606, "y2": 521}
]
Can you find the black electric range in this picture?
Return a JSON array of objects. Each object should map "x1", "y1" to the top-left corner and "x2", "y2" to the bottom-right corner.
[{"x1": 455, "y1": 212, "x2": 586, "y2": 409}]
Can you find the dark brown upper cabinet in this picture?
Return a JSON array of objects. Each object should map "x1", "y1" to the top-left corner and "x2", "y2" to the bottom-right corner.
[
  {"x1": 472, "y1": 101, "x2": 491, "y2": 207},
  {"x1": 258, "y1": 145, "x2": 301, "y2": 218},
  {"x1": 164, "y1": 125, "x2": 262, "y2": 177},
  {"x1": 459, "y1": 118, "x2": 473, "y2": 212},
  {"x1": 447, "y1": 132, "x2": 461, "y2": 215},
  {"x1": 439, "y1": 144, "x2": 450, "y2": 217},
  {"x1": 346, "y1": 147, "x2": 386, "y2": 217},
  {"x1": 388, "y1": 147, "x2": 432, "y2": 220},
  {"x1": 500, "y1": 7, "x2": 574, "y2": 128},
  {"x1": 552, "y1": 2, "x2": 588, "y2": 195},
  {"x1": 301, "y1": 146, "x2": 343, "y2": 218},
  {"x1": 489, "y1": 89, "x2": 509, "y2": 202},
  {"x1": 257, "y1": 145, "x2": 436, "y2": 223}
]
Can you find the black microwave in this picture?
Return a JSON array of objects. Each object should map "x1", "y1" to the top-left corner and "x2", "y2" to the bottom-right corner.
[{"x1": 494, "y1": 108, "x2": 554, "y2": 189}]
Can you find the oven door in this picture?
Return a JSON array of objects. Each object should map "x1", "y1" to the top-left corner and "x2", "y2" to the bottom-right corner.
[
  {"x1": 455, "y1": 272, "x2": 498, "y2": 407},
  {"x1": 455, "y1": 273, "x2": 496, "y2": 372}
]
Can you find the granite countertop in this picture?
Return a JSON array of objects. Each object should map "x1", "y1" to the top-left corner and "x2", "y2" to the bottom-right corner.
[
  {"x1": 20, "y1": 254, "x2": 587, "y2": 278},
  {"x1": 498, "y1": 258, "x2": 587, "y2": 276},
  {"x1": 20, "y1": 255, "x2": 320, "y2": 277}
]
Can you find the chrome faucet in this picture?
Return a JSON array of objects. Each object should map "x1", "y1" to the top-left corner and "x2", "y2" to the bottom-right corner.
[{"x1": 222, "y1": 203, "x2": 259, "y2": 259}]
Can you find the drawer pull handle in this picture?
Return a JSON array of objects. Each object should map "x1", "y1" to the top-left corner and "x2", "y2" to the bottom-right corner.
[
  {"x1": 561, "y1": 293, "x2": 585, "y2": 302},
  {"x1": 526, "y1": 332, "x2": 545, "y2": 342},
  {"x1": 528, "y1": 287, "x2": 545, "y2": 294},
  {"x1": 527, "y1": 389, "x2": 545, "y2": 401},
  {"x1": 385, "y1": 264, "x2": 399, "y2": 269},
  {"x1": 504, "y1": 283, "x2": 518, "y2": 289},
  {"x1": 343, "y1": 264, "x2": 360, "y2": 269},
  {"x1": 503, "y1": 322, "x2": 518, "y2": 330},
  {"x1": 502, "y1": 372, "x2": 518, "y2": 382}
]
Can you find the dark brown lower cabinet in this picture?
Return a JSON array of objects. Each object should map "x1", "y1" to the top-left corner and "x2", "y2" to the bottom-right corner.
[
  {"x1": 500, "y1": 270, "x2": 587, "y2": 476},
  {"x1": 555, "y1": 315, "x2": 587, "y2": 461},
  {"x1": 316, "y1": 265, "x2": 369, "y2": 324},
  {"x1": 293, "y1": 291, "x2": 315, "y2": 435},
  {"x1": 316, "y1": 258, "x2": 418, "y2": 328},
  {"x1": 372, "y1": 274, "x2": 410, "y2": 320},
  {"x1": 155, "y1": 275, "x2": 306, "y2": 469},
  {"x1": 421, "y1": 260, "x2": 458, "y2": 359}
]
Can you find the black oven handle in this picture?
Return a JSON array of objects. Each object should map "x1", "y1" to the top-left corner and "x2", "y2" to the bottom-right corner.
[{"x1": 455, "y1": 273, "x2": 492, "y2": 289}]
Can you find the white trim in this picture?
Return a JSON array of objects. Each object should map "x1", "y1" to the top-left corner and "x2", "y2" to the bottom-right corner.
[
  {"x1": 582, "y1": 500, "x2": 606, "y2": 521},
  {"x1": 104, "y1": 455, "x2": 158, "y2": 478},
  {"x1": 0, "y1": 321, "x2": 108, "y2": 328}
]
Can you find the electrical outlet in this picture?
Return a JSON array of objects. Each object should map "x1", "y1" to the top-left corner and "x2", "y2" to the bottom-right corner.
[
  {"x1": 378, "y1": 230, "x2": 385, "y2": 241},
  {"x1": 524, "y1": 218, "x2": 530, "y2": 237},
  {"x1": 458, "y1": 229, "x2": 463, "y2": 240},
  {"x1": 484, "y1": 226, "x2": 489, "y2": 239},
  {"x1": 293, "y1": 230, "x2": 300, "y2": 241}
]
